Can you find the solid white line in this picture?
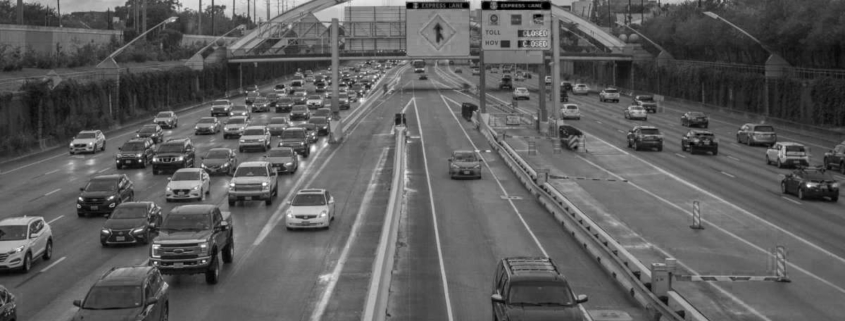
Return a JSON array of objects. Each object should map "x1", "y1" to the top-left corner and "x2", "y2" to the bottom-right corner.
[
  {"x1": 45, "y1": 169, "x2": 59, "y2": 175},
  {"x1": 412, "y1": 98, "x2": 456, "y2": 321},
  {"x1": 720, "y1": 171, "x2": 736, "y2": 178},
  {"x1": 44, "y1": 188, "x2": 61, "y2": 196},
  {"x1": 40, "y1": 256, "x2": 66, "y2": 273},
  {"x1": 97, "y1": 168, "x2": 109, "y2": 173},
  {"x1": 674, "y1": 153, "x2": 687, "y2": 158},
  {"x1": 727, "y1": 155, "x2": 741, "y2": 161},
  {"x1": 311, "y1": 148, "x2": 389, "y2": 321},
  {"x1": 47, "y1": 215, "x2": 64, "y2": 224},
  {"x1": 782, "y1": 196, "x2": 802, "y2": 205},
  {"x1": 401, "y1": 97, "x2": 415, "y2": 114}
]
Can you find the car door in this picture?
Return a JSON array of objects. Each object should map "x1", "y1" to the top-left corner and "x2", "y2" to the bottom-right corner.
[
  {"x1": 201, "y1": 171, "x2": 210, "y2": 191},
  {"x1": 28, "y1": 220, "x2": 46, "y2": 257},
  {"x1": 682, "y1": 131, "x2": 690, "y2": 148},
  {"x1": 786, "y1": 171, "x2": 801, "y2": 193},
  {"x1": 492, "y1": 269, "x2": 509, "y2": 319},
  {"x1": 212, "y1": 208, "x2": 227, "y2": 246},
  {"x1": 767, "y1": 144, "x2": 779, "y2": 162}
]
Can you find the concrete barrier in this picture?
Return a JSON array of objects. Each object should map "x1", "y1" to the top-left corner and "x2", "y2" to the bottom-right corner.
[
  {"x1": 480, "y1": 121, "x2": 708, "y2": 321},
  {"x1": 362, "y1": 126, "x2": 407, "y2": 321}
]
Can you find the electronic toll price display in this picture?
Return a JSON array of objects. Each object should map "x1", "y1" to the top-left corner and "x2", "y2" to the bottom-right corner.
[{"x1": 481, "y1": 1, "x2": 551, "y2": 51}]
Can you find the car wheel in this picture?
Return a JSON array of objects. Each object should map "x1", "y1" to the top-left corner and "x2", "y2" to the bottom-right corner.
[
  {"x1": 736, "y1": 135, "x2": 741, "y2": 143},
  {"x1": 228, "y1": 199, "x2": 235, "y2": 206},
  {"x1": 141, "y1": 157, "x2": 148, "y2": 168},
  {"x1": 142, "y1": 230, "x2": 151, "y2": 245},
  {"x1": 798, "y1": 188, "x2": 806, "y2": 200},
  {"x1": 766, "y1": 156, "x2": 771, "y2": 165},
  {"x1": 161, "y1": 303, "x2": 169, "y2": 321},
  {"x1": 117, "y1": 164, "x2": 123, "y2": 170},
  {"x1": 703, "y1": 124, "x2": 708, "y2": 129},
  {"x1": 657, "y1": 145, "x2": 663, "y2": 152},
  {"x1": 101, "y1": 141, "x2": 106, "y2": 151},
  {"x1": 21, "y1": 252, "x2": 32, "y2": 273},
  {"x1": 633, "y1": 141, "x2": 639, "y2": 151},
  {"x1": 265, "y1": 196, "x2": 273, "y2": 205},
  {"x1": 43, "y1": 239, "x2": 53, "y2": 260},
  {"x1": 832, "y1": 195, "x2": 839, "y2": 202},
  {"x1": 222, "y1": 240, "x2": 234, "y2": 263},
  {"x1": 781, "y1": 182, "x2": 788, "y2": 194},
  {"x1": 777, "y1": 159, "x2": 783, "y2": 168},
  {"x1": 205, "y1": 252, "x2": 220, "y2": 284}
]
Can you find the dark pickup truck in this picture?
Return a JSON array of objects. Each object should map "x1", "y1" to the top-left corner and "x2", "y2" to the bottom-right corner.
[{"x1": 150, "y1": 204, "x2": 234, "y2": 284}]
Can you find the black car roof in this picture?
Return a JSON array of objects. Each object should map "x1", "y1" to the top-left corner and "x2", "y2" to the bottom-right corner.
[
  {"x1": 169, "y1": 204, "x2": 216, "y2": 215},
  {"x1": 91, "y1": 174, "x2": 122, "y2": 181},
  {"x1": 96, "y1": 266, "x2": 153, "y2": 287}
]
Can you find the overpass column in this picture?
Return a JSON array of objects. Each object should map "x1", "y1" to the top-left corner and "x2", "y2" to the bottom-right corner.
[
  {"x1": 552, "y1": 17, "x2": 561, "y2": 123},
  {"x1": 478, "y1": 9, "x2": 487, "y2": 114},
  {"x1": 329, "y1": 18, "x2": 343, "y2": 144},
  {"x1": 538, "y1": 60, "x2": 547, "y2": 133}
]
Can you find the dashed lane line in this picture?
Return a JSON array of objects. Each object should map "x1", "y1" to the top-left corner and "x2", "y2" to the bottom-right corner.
[
  {"x1": 47, "y1": 215, "x2": 64, "y2": 224},
  {"x1": 675, "y1": 153, "x2": 687, "y2": 158},
  {"x1": 40, "y1": 256, "x2": 67, "y2": 273},
  {"x1": 782, "y1": 196, "x2": 802, "y2": 205},
  {"x1": 44, "y1": 189, "x2": 61, "y2": 196},
  {"x1": 720, "y1": 171, "x2": 736, "y2": 178}
]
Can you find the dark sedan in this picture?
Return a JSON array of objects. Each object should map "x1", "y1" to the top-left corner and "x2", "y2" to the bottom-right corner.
[
  {"x1": 100, "y1": 202, "x2": 161, "y2": 246},
  {"x1": 681, "y1": 130, "x2": 719, "y2": 155},
  {"x1": 781, "y1": 167, "x2": 839, "y2": 202},
  {"x1": 201, "y1": 148, "x2": 238, "y2": 175},
  {"x1": 681, "y1": 111, "x2": 709, "y2": 128},
  {"x1": 136, "y1": 124, "x2": 164, "y2": 143}
]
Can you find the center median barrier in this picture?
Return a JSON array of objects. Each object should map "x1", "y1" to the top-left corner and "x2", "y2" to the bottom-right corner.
[
  {"x1": 477, "y1": 112, "x2": 708, "y2": 321},
  {"x1": 362, "y1": 126, "x2": 406, "y2": 321}
]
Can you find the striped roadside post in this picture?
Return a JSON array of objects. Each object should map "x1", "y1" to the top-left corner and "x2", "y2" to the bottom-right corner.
[
  {"x1": 690, "y1": 200, "x2": 704, "y2": 229},
  {"x1": 775, "y1": 246, "x2": 791, "y2": 282}
]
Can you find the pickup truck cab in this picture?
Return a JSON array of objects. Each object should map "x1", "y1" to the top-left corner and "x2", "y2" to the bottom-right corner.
[
  {"x1": 210, "y1": 99, "x2": 232, "y2": 117},
  {"x1": 150, "y1": 205, "x2": 234, "y2": 284},
  {"x1": 228, "y1": 161, "x2": 279, "y2": 206}
]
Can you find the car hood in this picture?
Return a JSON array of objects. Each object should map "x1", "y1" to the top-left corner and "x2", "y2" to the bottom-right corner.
[
  {"x1": 240, "y1": 134, "x2": 267, "y2": 140},
  {"x1": 154, "y1": 152, "x2": 185, "y2": 158},
  {"x1": 504, "y1": 305, "x2": 584, "y2": 321},
  {"x1": 79, "y1": 191, "x2": 117, "y2": 198},
  {"x1": 71, "y1": 138, "x2": 98, "y2": 145},
  {"x1": 104, "y1": 218, "x2": 147, "y2": 230},
  {"x1": 278, "y1": 102, "x2": 295, "y2": 107},
  {"x1": 267, "y1": 156, "x2": 296, "y2": 164},
  {"x1": 72, "y1": 307, "x2": 145, "y2": 321},
  {"x1": 0, "y1": 239, "x2": 29, "y2": 252},
  {"x1": 153, "y1": 117, "x2": 173, "y2": 122},
  {"x1": 155, "y1": 229, "x2": 213, "y2": 243},
  {"x1": 307, "y1": 99, "x2": 323, "y2": 103},
  {"x1": 231, "y1": 176, "x2": 270, "y2": 184},
  {"x1": 230, "y1": 111, "x2": 249, "y2": 115},
  {"x1": 167, "y1": 180, "x2": 201, "y2": 190},
  {"x1": 202, "y1": 158, "x2": 229, "y2": 167},
  {"x1": 291, "y1": 110, "x2": 308, "y2": 115},
  {"x1": 289, "y1": 205, "x2": 329, "y2": 215},
  {"x1": 196, "y1": 123, "x2": 216, "y2": 128}
]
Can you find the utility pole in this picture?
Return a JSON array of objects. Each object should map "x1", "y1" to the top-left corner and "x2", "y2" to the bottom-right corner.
[
  {"x1": 212, "y1": 0, "x2": 215, "y2": 36},
  {"x1": 248, "y1": 0, "x2": 251, "y2": 26},
  {"x1": 232, "y1": 0, "x2": 235, "y2": 31},
  {"x1": 57, "y1": 0, "x2": 62, "y2": 27},
  {"x1": 17, "y1": 0, "x2": 23, "y2": 24},
  {"x1": 606, "y1": 0, "x2": 611, "y2": 28},
  {"x1": 142, "y1": 0, "x2": 147, "y2": 35},
  {"x1": 266, "y1": 0, "x2": 270, "y2": 22},
  {"x1": 253, "y1": 0, "x2": 257, "y2": 26},
  {"x1": 641, "y1": 0, "x2": 644, "y2": 24},
  {"x1": 627, "y1": 0, "x2": 631, "y2": 25},
  {"x1": 133, "y1": 0, "x2": 138, "y2": 32},
  {"x1": 199, "y1": 0, "x2": 203, "y2": 35}
]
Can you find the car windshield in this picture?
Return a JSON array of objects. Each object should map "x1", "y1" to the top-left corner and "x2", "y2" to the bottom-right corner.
[
  {"x1": 576, "y1": 84, "x2": 586, "y2": 88},
  {"x1": 565, "y1": 106, "x2": 578, "y2": 110},
  {"x1": 508, "y1": 283, "x2": 575, "y2": 306},
  {"x1": 85, "y1": 180, "x2": 116, "y2": 192},
  {"x1": 161, "y1": 213, "x2": 210, "y2": 231},
  {"x1": 227, "y1": 118, "x2": 246, "y2": 125},
  {"x1": 630, "y1": 106, "x2": 645, "y2": 111},
  {"x1": 234, "y1": 166, "x2": 268, "y2": 177},
  {"x1": 243, "y1": 128, "x2": 265, "y2": 136},
  {"x1": 156, "y1": 112, "x2": 171, "y2": 118},
  {"x1": 212, "y1": 101, "x2": 228, "y2": 106},
  {"x1": 255, "y1": 98, "x2": 267, "y2": 102},
  {"x1": 638, "y1": 96, "x2": 654, "y2": 101},
  {"x1": 171, "y1": 171, "x2": 200, "y2": 181},
  {"x1": 803, "y1": 171, "x2": 835, "y2": 181},
  {"x1": 270, "y1": 118, "x2": 288, "y2": 125},
  {"x1": 77, "y1": 132, "x2": 96, "y2": 139},
  {"x1": 279, "y1": 98, "x2": 293, "y2": 103},
  {"x1": 308, "y1": 95, "x2": 322, "y2": 100},
  {"x1": 309, "y1": 117, "x2": 328, "y2": 125},
  {"x1": 688, "y1": 112, "x2": 705, "y2": 117},
  {"x1": 275, "y1": 85, "x2": 285, "y2": 89},
  {"x1": 121, "y1": 142, "x2": 146, "y2": 151},
  {"x1": 268, "y1": 149, "x2": 294, "y2": 157},
  {"x1": 292, "y1": 194, "x2": 326, "y2": 206},
  {"x1": 138, "y1": 126, "x2": 157, "y2": 133},
  {"x1": 247, "y1": 93, "x2": 259, "y2": 98},
  {"x1": 785, "y1": 145, "x2": 806, "y2": 153},
  {"x1": 205, "y1": 150, "x2": 230, "y2": 159},
  {"x1": 281, "y1": 130, "x2": 306, "y2": 139},
  {"x1": 198, "y1": 118, "x2": 216, "y2": 124},
  {"x1": 605, "y1": 89, "x2": 619, "y2": 93},
  {"x1": 453, "y1": 152, "x2": 478, "y2": 162},
  {"x1": 641, "y1": 128, "x2": 661, "y2": 135},
  {"x1": 83, "y1": 285, "x2": 143, "y2": 309},
  {"x1": 292, "y1": 106, "x2": 308, "y2": 112},
  {"x1": 232, "y1": 107, "x2": 248, "y2": 112},
  {"x1": 111, "y1": 206, "x2": 147, "y2": 219},
  {"x1": 754, "y1": 126, "x2": 775, "y2": 132},
  {"x1": 0, "y1": 225, "x2": 28, "y2": 241},
  {"x1": 157, "y1": 144, "x2": 184, "y2": 153}
]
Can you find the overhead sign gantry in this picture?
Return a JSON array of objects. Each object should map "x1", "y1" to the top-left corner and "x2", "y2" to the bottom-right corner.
[{"x1": 481, "y1": 1, "x2": 551, "y2": 63}]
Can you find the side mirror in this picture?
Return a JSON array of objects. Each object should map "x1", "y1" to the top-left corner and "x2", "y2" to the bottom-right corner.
[
  {"x1": 73, "y1": 300, "x2": 82, "y2": 307},
  {"x1": 491, "y1": 294, "x2": 504, "y2": 303},
  {"x1": 146, "y1": 297, "x2": 158, "y2": 305},
  {"x1": 79, "y1": 187, "x2": 85, "y2": 192},
  {"x1": 220, "y1": 220, "x2": 230, "y2": 228},
  {"x1": 286, "y1": 200, "x2": 292, "y2": 205},
  {"x1": 117, "y1": 147, "x2": 122, "y2": 151},
  {"x1": 575, "y1": 294, "x2": 589, "y2": 304},
  {"x1": 448, "y1": 158, "x2": 453, "y2": 162},
  {"x1": 166, "y1": 177, "x2": 171, "y2": 181}
]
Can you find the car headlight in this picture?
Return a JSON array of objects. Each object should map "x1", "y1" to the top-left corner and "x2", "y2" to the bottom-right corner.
[
  {"x1": 78, "y1": 197, "x2": 84, "y2": 202},
  {"x1": 151, "y1": 244, "x2": 161, "y2": 258},
  {"x1": 285, "y1": 162, "x2": 293, "y2": 166},
  {"x1": 473, "y1": 164, "x2": 481, "y2": 169},
  {"x1": 132, "y1": 227, "x2": 145, "y2": 234},
  {"x1": 286, "y1": 210, "x2": 293, "y2": 218},
  {"x1": 106, "y1": 195, "x2": 115, "y2": 201},
  {"x1": 832, "y1": 183, "x2": 841, "y2": 188},
  {"x1": 199, "y1": 242, "x2": 209, "y2": 255},
  {"x1": 806, "y1": 182, "x2": 820, "y2": 188},
  {"x1": 201, "y1": 164, "x2": 208, "y2": 168},
  {"x1": 229, "y1": 182, "x2": 235, "y2": 188},
  {"x1": 192, "y1": 186, "x2": 199, "y2": 190},
  {"x1": 175, "y1": 156, "x2": 184, "y2": 161},
  {"x1": 9, "y1": 245, "x2": 25, "y2": 254},
  {"x1": 88, "y1": 142, "x2": 94, "y2": 146},
  {"x1": 166, "y1": 186, "x2": 172, "y2": 191},
  {"x1": 240, "y1": 139, "x2": 246, "y2": 143},
  {"x1": 153, "y1": 157, "x2": 160, "y2": 162},
  {"x1": 69, "y1": 143, "x2": 74, "y2": 148},
  {"x1": 135, "y1": 153, "x2": 142, "y2": 157},
  {"x1": 258, "y1": 138, "x2": 266, "y2": 142},
  {"x1": 195, "y1": 126, "x2": 199, "y2": 130},
  {"x1": 101, "y1": 229, "x2": 111, "y2": 235},
  {"x1": 262, "y1": 182, "x2": 269, "y2": 187},
  {"x1": 319, "y1": 211, "x2": 328, "y2": 218},
  {"x1": 450, "y1": 163, "x2": 460, "y2": 169}
]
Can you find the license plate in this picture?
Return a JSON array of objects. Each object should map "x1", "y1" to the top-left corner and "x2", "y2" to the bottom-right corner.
[
  {"x1": 821, "y1": 185, "x2": 828, "y2": 190},
  {"x1": 116, "y1": 236, "x2": 125, "y2": 241},
  {"x1": 301, "y1": 221, "x2": 310, "y2": 225},
  {"x1": 91, "y1": 206, "x2": 98, "y2": 210},
  {"x1": 178, "y1": 192, "x2": 184, "y2": 196},
  {"x1": 172, "y1": 263, "x2": 183, "y2": 268},
  {"x1": 245, "y1": 196, "x2": 252, "y2": 201},
  {"x1": 125, "y1": 160, "x2": 131, "y2": 164},
  {"x1": 463, "y1": 171, "x2": 471, "y2": 174}
]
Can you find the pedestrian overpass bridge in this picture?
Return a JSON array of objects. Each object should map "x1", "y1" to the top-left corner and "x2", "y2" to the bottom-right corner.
[{"x1": 220, "y1": 0, "x2": 642, "y2": 63}]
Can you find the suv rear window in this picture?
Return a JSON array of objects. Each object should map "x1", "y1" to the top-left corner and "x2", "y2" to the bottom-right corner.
[
  {"x1": 785, "y1": 145, "x2": 805, "y2": 153},
  {"x1": 121, "y1": 142, "x2": 146, "y2": 151},
  {"x1": 754, "y1": 126, "x2": 775, "y2": 132},
  {"x1": 508, "y1": 282, "x2": 575, "y2": 305},
  {"x1": 604, "y1": 89, "x2": 618, "y2": 93},
  {"x1": 640, "y1": 128, "x2": 660, "y2": 135},
  {"x1": 281, "y1": 130, "x2": 306, "y2": 139}
]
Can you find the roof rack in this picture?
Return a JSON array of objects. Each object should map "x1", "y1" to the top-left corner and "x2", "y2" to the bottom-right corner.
[{"x1": 505, "y1": 257, "x2": 559, "y2": 274}]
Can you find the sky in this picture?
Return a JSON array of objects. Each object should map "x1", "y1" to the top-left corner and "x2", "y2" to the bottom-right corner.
[{"x1": 35, "y1": 0, "x2": 688, "y2": 22}]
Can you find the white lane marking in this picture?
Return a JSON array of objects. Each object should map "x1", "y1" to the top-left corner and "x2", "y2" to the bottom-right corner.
[
  {"x1": 401, "y1": 97, "x2": 415, "y2": 113},
  {"x1": 616, "y1": 129, "x2": 625, "y2": 133},
  {"x1": 45, "y1": 169, "x2": 59, "y2": 175},
  {"x1": 575, "y1": 150, "x2": 845, "y2": 297},
  {"x1": 44, "y1": 189, "x2": 61, "y2": 196},
  {"x1": 0, "y1": 154, "x2": 65, "y2": 176},
  {"x1": 596, "y1": 121, "x2": 603, "y2": 124},
  {"x1": 836, "y1": 175, "x2": 845, "y2": 181},
  {"x1": 412, "y1": 97, "x2": 456, "y2": 321},
  {"x1": 574, "y1": 155, "x2": 773, "y2": 320},
  {"x1": 727, "y1": 155, "x2": 741, "y2": 161},
  {"x1": 782, "y1": 196, "x2": 802, "y2": 205},
  {"x1": 97, "y1": 168, "x2": 109, "y2": 173},
  {"x1": 40, "y1": 256, "x2": 66, "y2": 273},
  {"x1": 675, "y1": 153, "x2": 687, "y2": 158},
  {"x1": 47, "y1": 215, "x2": 64, "y2": 224},
  {"x1": 720, "y1": 171, "x2": 736, "y2": 178},
  {"x1": 310, "y1": 148, "x2": 390, "y2": 321}
]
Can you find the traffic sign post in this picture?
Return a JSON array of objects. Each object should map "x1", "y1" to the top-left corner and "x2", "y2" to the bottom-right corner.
[{"x1": 405, "y1": 2, "x2": 470, "y2": 57}]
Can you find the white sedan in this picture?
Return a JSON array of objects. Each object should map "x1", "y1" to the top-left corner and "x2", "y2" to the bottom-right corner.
[
  {"x1": 624, "y1": 105, "x2": 648, "y2": 120},
  {"x1": 512, "y1": 87, "x2": 530, "y2": 100},
  {"x1": 166, "y1": 168, "x2": 210, "y2": 202},
  {"x1": 560, "y1": 103, "x2": 581, "y2": 120},
  {"x1": 572, "y1": 84, "x2": 590, "y2": 95}
]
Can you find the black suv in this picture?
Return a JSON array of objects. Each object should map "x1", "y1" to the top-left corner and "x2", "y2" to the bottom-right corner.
[
  {"x1": 152, "y1": 138, "x2": 196, "y2": 175},
  {"x1": 73, "y1": 266, "x2": 169, "y2": 321},
  {"x1": 100, "y1": 201, "x2": 162, "y2": 246},
  {"x1": 492, "y1": 257, "x2": 589, "y2": 321},
  {"x1": 279, "y1": 128, "x2": 311, "y2": 157},
  {"x1": 627, "y1": 126, "x2": 664, "y2": 152},
  {"x1": 77, "y1": 174, "x2": 135, "y2": 217},
  {"x1": 116, "y1": 137, "x2": 155, "y2": 169}
]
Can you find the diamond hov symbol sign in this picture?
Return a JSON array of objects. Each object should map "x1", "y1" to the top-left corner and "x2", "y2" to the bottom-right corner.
[{"x1": 406, "y1": 2, "x2": 469, "y2": 57}]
